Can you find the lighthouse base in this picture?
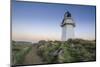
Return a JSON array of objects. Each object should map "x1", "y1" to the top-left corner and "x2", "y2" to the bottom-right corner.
[{"x1": 62, "y1": 25, "x2": 74, "y2": 41}]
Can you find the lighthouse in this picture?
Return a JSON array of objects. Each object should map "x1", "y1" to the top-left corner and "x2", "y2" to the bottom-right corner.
[{"x1": 61, "y1": 11, "x2": 75, "y2": 41}]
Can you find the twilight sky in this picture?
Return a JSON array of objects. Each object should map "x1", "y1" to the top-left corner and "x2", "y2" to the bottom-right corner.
[{"x1": 12, "y1": 0, "x2": 96, "y2": 42}]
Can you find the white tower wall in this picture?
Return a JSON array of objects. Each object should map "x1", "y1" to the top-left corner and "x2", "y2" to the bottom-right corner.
[{"x1": 62, "y1": 25, "x2": 74, "y2": 41}]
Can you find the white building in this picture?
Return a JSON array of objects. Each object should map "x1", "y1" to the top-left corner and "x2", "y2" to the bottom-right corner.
[{"x1": 61, "y1": 11, "x2": 75, "y2": 41}]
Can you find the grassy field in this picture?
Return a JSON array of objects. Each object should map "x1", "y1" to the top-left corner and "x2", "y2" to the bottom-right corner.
[
  {"x1": 12, "y1": 41, "x2": 32, "y2": 65},
  {"x1": 12, "y1": 39, "x2": 96, "y2": 65}
]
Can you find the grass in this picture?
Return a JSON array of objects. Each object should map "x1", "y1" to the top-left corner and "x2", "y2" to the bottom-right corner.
[
  {"x1": 37, "y1": 39, "x2": 96, "y2": 63},
  {"x1": 12, "y1": 41, "x2": 32, "y2": 65},
  {"x1": 12, "y1": 39, "x2": 96, "y2": 65}
]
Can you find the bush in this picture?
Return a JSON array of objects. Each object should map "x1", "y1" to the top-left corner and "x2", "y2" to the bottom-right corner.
[{"x1": 36, "y1": 39, "x2": 96, "y2": 63}]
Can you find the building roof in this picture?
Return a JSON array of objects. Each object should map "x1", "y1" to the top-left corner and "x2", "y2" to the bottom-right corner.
[{"x1": 61, "y1": 11, "x2": 75, "y2": 27}]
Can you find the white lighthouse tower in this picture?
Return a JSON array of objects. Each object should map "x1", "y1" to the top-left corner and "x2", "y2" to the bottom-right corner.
[{"x1": 61, "y1": 11, "x2": 75, "y2": 41}]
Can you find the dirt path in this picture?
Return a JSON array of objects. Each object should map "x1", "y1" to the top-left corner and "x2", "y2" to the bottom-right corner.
[{"x1": 23, "y1": 45, "x2": 44, "y2": 65}]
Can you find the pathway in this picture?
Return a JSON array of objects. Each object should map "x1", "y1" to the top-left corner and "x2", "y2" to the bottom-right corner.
[{"x1": 23, "y1": 45, "x2": 44, "y2": 65}]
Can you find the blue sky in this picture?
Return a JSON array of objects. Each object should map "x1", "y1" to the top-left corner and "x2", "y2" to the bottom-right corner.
[{"x1": 12, "y1": 0, "x2": 96, "y2": 42}]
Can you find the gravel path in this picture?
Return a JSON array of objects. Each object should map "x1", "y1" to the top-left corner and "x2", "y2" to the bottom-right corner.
[{"x1": 23, "y1": 46, "x2": 44, "y2": 65}]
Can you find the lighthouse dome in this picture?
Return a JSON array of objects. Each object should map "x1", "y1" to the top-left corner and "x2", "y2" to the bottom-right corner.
[
  {"x1": 64, "y1": 11, "x2": 71, "y2": 18},
  {"x1": 61, "y1": 11, "x2": 75, "y2": 27}
]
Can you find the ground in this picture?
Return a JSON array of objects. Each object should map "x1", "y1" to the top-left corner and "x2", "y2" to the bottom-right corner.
[{"x1": 23, "y1": 45, "x2": 44, "y2": 65}]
